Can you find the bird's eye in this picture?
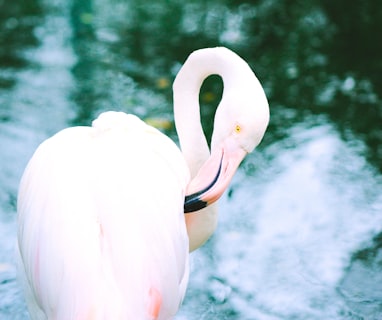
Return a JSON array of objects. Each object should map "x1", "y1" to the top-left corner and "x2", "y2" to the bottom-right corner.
[{"x1": 234, "y1": 124, "x2": 242, "y2": 134}]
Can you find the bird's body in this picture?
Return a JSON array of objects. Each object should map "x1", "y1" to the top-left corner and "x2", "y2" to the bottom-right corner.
[
  {"x1": 18, "y1": 113, "x2": 190, "y2": 319},
  {"x1": 17, "y1": 47, "x2": 269, "y2": 319}
]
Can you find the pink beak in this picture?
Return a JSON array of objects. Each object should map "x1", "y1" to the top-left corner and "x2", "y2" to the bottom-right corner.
[{"x1": 184, "y1": 136, "x2": 247, "y2": 213}]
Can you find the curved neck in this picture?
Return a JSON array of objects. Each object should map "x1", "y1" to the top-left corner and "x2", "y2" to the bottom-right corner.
[{"x1": 173, "y1": 47, "x2": 251, "y2": 177}]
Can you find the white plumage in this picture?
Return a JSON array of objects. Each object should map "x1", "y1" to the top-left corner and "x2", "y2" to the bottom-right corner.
[{"x1": 18, "y1": 113, "x2": 189, "y2": 319}]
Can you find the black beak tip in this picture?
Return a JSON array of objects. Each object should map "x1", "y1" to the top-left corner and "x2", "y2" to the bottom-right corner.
[{"x1": 184, "y1": 195, "x2": 207, "y2": 213}]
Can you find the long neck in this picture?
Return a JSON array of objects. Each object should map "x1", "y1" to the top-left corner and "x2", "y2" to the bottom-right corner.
[
  {"x1": 173, "y1": 47, "x2": 250, "y2": 177},
  {"x1": 173, "y1": 47, "x2": 258, "y2": 252}
]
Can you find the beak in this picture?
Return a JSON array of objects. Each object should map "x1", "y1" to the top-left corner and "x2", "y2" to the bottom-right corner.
[{"x1": 184, "y1": 137, "x2": 247, "y2": 213}]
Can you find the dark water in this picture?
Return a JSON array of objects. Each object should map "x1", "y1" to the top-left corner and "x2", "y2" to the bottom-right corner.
[{"x1": 1, "y1": 0, "x2": 381, "y2": 319}]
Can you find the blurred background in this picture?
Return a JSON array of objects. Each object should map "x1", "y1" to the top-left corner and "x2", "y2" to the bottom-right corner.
[{"x1": 1, "y1": 0, "x2": 381, "y2": 319}]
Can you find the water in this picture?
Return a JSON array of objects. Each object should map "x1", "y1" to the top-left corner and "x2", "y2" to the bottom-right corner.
[{"x1": 1, "y1": 0, "x2": 381, "y2": 319}]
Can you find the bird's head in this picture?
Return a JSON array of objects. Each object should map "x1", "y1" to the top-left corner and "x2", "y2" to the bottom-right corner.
[{"x1": 184, "y1": 69, "x2": 269, "y2": 213}]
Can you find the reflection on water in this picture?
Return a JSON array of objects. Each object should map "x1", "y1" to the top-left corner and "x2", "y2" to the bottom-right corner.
[
  {"x1": 0, "y1": 0, "x2": 381, "y2": 319},
  {"x1": 341, "y1": 233, "x2": 382, "y2": 319}
]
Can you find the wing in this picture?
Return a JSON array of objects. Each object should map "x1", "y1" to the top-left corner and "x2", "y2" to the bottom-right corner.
[{"x1": 17, "y1": 112, "x2": 190, "y2": 320}]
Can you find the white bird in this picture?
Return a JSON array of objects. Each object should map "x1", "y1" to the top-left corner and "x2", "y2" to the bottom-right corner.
[{"x1": 17, "y1": 47, "x2": 269, "y2": 320}]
